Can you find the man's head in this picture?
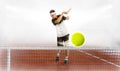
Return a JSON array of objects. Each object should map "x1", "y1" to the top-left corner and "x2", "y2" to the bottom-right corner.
[{"x1": 49, "y1": 9, "x2": 57, "y2": 19}]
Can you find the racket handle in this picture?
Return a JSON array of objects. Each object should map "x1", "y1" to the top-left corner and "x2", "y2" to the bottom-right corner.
[{"x1": 67, "y1": 8, "x2": 72, "y2": 13}]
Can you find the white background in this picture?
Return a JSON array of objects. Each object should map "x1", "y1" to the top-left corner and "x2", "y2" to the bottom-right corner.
[{"x1": 0, "y1": 0, "x2": 119, "y2": 49}]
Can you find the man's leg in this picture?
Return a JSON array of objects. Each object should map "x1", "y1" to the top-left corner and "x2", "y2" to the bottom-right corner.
[
  {"x1": 65, "y1": 50, "x2": 69, "y2": 59},
  {"x1": 64, "y1": 40, "x2": 70, "y2": 64},
  {"x1": 56, "y1": 39, "x2": 63, "y2": 62}
]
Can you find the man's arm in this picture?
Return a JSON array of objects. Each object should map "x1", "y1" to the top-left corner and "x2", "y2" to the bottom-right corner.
[
  {"x1": 54, "y1": 8, "x2": 71, "y2": 24},
  {"x1": 54, "y1": 12, "x2": 65, "y2": 24}
]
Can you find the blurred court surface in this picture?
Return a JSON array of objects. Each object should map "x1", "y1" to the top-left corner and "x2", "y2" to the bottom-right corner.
[{"x1": 7, "y1": 49, "x2": 120, "y2": 71}]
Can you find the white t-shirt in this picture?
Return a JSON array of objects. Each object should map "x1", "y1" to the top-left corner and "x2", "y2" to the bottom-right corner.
[{"x1": 55, "y1": 21, "x2": 69, "y2": 37}]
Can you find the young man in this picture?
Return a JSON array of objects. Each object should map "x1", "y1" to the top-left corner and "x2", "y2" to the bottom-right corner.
[{"x1": 49, "y1": 9, "x2": 71, "y2": 64}]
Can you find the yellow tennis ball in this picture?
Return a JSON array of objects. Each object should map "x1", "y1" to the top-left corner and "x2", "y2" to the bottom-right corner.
[{"x1": 71, "y1": 32, "x2": 85, "y2": 47}]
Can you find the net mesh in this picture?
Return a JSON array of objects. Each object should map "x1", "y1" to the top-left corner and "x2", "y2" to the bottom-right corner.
[{"x1": 0, "y1": 48, "x2": 120, "y2": 71}]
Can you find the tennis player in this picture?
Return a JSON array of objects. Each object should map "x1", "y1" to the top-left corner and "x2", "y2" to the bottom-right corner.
[{"x1": 49, "y1": 8, "x2": 71, "y2": 64}]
